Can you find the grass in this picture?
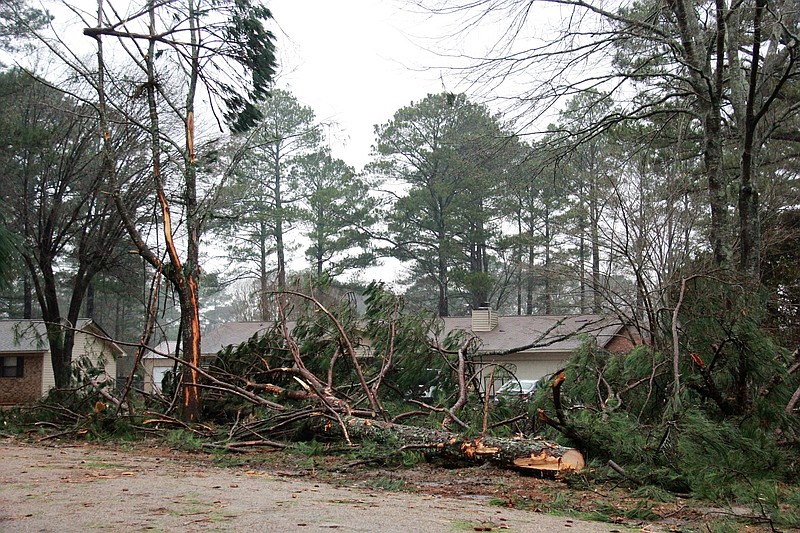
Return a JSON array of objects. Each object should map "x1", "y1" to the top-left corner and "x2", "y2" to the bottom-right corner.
[
  {"x1": 488, "y1": 495, "x2": 537, "y2": 511},
  {"x1": 699, "y1": 519, "x2": 746, "y2": 533},
  {"x1": 79, "y1": 460, "x2": 128, "y2": 469},
  {"x1": 365, "y1": 475, "x2": 406, "y2": 491},
  {"x1": 450, "y1": 519, "x2": 509, "y2": 531},
  {"x1": 163, "y1": 429, "x2": 204, "y2": 451}
]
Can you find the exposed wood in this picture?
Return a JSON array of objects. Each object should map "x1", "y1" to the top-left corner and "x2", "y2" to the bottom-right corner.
[{"x1": 312, "y1": 414, "x2": 584, "y2": 473}]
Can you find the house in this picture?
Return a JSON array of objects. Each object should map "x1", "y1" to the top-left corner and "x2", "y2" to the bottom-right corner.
[
  {"x1": 142, "y1": 321, "x2": 275, "y2": 393},
  {"x1": 142, "y1": 319, "x2": 374, "y2": 394},
  {"x1": 441, "y1": 306, "x2": 641, "y2": 394},
  {"x1": 0, "y1": 319, "x2": 123, "y2": 406},
  {"x1": 140, "y1": 309, "x2": 641, "y2": 396}
]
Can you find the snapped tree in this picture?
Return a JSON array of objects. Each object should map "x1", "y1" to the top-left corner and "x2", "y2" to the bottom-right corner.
[{"x1": 84, "y1": 0, "x2": 277, "y2": 420}]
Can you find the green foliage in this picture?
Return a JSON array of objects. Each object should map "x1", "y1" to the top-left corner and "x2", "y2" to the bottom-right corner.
[
  {"x1": 677, "y1": 277, "x2": 792, "y2": 418},
  {"x1": 215, "y1": 89, "x2": 321, "y2": 296},
  {"x1": 0, "y1": 0, "x2": 51, "y2": 53},
  {"x1": 530, "y1": 278, "x2": 800, "y2": 511},
  {"x1": 673, "y1": 411, "x2": 783, "y2": 500},
  {"x1": 702, "y1": 521, "x2": 742, "y2": 533},
  {"x1": 372, "y1": 92, "x2": 520, "y2": 314},
  {"x1": 0, "y1": 223, "x2": 17, "y2": 289},
  {"x1": 207, "y1": 0, "x2": 277, "y2": 132},
  {"x1": 293, "y1": 439, "x2": 326, "y2": 457},
  {"x1": 362, "y1": 283, "x2": 450, "y2": 403},
  {"x1": 399, "y1": 450, "x2": 425, "y2": 467},
  {"x1": 630, "y1": 485, "x2": 675, "y2": 503},
  {"x1": 164, "y1": 429, "x2": 204, "y2": 451},
  {"x1": 365, "y1": 476, "x2": 405, "y2": 491},
  {"x1": 296, "y1": 149, "x2": 379, "y2": 278},
  {"x1": 0, "y1": 385, "x2": 139, "y2": 442},
  {"x1": 202, "y1": 281, "x2": 475, "y2": 427}
]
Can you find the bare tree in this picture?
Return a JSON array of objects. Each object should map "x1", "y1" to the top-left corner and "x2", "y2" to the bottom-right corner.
[
  {"x1": 419, "y1": 0, "x2": 800, "y2": 280},
  {"x1": 0, "y1": 69, "x2": 149, "y2": 387}
]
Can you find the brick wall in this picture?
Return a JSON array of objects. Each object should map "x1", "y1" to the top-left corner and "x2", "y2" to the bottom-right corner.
[
  {"x1": 0, "y1": 354, "x2": 44, "y2": 405},
  {"x1": 605, "y1": 327, "x2": 644, "y2": 354}
]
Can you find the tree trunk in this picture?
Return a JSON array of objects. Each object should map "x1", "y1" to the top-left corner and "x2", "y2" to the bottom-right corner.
[
  {"x1": 526, "y1": 240, "x2": 534, "y2": 315},
  {"x1": 314, "y1": 415, "x2": 584, "y2": 473},
  {"x1": 591, "y1": 181, "x2": 602, "y2": 313},
  {"x1": 86, "y1": 281, "x2": 95, "y2": 318},
  {"x1": 178, "y1": 280, "x2": 202, "y2": 421},
  {"x1": 274, "y1": 150, "x2": 286, "y2": 291},
  {"x1": 543, "y1": 207, "x2": 552, "y2": 314},
  {"x1": 737, "y1": 0, "x2": 765, "y2": 277},
  {"x1": 23, "y1": 276, "x2": 32, "y2": 319},
  {"x1": 259, "y1": 220, "x2": 270, "y2": 321},
  {"x1": 671, "y1": 0, "x2": 732, "y2": 270}
]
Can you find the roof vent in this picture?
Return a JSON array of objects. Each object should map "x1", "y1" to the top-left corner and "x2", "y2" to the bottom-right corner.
[{"x1": 471, "y1": 305, "x2": 498, "y2": 332}]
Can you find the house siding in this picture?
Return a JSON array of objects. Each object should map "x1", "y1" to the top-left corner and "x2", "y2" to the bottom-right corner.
[
  {"x1": 142, "y1": 357, "x2": 174, "y2": 394},
  {"x1": 1, "y1": 354, "x2": 44, "y2": 405},
  {"x1": 0, "y1": 319, "x2": 122, "y2": 405},
  {"x1": 41, "y1": 330, "x2": 119, "y2": 396},
  {"x1": 41, "y1": 352, "x2": 55, "y2": 395},
  {"x1": 479, "y1": 352, "x2": 572, "y2": 394},
  {"x1": 76, "y1": 331, "x2": 118, "y2": 382}
]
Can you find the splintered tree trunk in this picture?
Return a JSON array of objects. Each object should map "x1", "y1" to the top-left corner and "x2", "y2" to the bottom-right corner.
[{"x1": 314, "y1": 415, "x2": 584, "y2": 473}]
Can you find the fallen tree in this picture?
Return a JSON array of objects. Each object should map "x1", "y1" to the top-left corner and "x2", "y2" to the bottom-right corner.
[
  {"x1": 312, "y1": 414, "x2": 584, "y2": 472},
  {"x1": 59, "y1": 283, "x2": 586, "y2": 475}
]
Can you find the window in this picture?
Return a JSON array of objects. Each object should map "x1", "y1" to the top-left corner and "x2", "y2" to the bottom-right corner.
[{"x1": 1, "y1": 356, "x2": 24, "y2": 378}]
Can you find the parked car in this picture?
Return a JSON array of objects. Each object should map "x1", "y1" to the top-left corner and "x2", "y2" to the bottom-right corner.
[
  {"x1": 410, "y1": 368, "x2": 442, "y2": 401},
  {"x1": 494, "y1": 379, "x2": 539, "y2": 401}
]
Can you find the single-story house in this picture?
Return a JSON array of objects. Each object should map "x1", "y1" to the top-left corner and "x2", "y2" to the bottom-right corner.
[
  {"x1": 0, "y1": 319, "x2": 123, "y2": 406},
  {"x1": 141, "y1": 308, "x2": 640, "y2": 396},
  {"x1": 142, "y1": 321, "x2": 275, "y2": 394},
  {"x1": 441, "y1": 306, "x2": 642, "y2": 394},
  {"x1": 142, "y1": 320, "x2": 377, "y2": 394}
]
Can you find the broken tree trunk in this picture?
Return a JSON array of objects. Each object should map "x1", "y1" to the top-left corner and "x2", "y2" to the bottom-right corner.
[{"x1": 312, "y1": 414, "x2": 584, "y2": 473}]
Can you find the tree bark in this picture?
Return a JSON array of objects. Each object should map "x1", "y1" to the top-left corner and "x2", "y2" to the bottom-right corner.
[{"x1": 313, "y1": 415, "x2": 585, "y2": 473}]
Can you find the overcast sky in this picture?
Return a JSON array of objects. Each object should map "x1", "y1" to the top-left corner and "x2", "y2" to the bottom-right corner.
[
  {"x1": 267, "y1": 1, "x2": 453, "y2": 170},
  {"x1": 262, "y1": 1, "x2": 515, "y2": 283}
]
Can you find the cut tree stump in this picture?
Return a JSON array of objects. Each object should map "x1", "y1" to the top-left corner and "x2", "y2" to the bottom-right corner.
[{"x1": 313, "y1": 414, "x2": 584, "y2": 473}]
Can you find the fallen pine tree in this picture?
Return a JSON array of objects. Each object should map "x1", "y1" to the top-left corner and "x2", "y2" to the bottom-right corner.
[
  {"x1": 84, "y1": 284, "x2": 586, "y2": 475},
  {"x1": 311, "y1": 414, "x2": 585, "y2": 473}
]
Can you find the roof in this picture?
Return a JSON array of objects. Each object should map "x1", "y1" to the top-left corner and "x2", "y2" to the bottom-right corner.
[
  {"x1": 0, "y1": 320, "x2": 49, "y2": 352},
  {"x1": 144, "y1": 314, "x2": 630, "y2": 360},
  {"x1": 204, "y1": 321, "x2": 275, "y2": 353},
  {"x1": 0, "y1": 319, "x2": 123, "y2": 356},
  {"x1": 147, "y1": 321, "x2": 277, "y2": 359},
  {"x1": 439, "y1": 314, "x2": 627, "y2": 354}
]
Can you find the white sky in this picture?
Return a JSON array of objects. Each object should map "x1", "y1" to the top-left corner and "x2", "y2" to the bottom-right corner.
[
  {"x1": 267, "y1": 1, "x2": 453, "y2": 170},
  {"x1": 21, "y1": 0, "x2": 536, "y2": 286}
]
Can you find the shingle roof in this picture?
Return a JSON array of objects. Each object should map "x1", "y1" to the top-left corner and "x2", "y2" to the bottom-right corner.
[
  {"x1": 439, "y1": 314, "x2": 626, "y2": 354},
  {"x1": 0, "y1": 318, "x2": 99, "y2": 353},
  {"x1": 146, "y1": 314, "x2": 628, "y2": 360},
  {"x1": 147, "y1": 321, "x2": 277, "y2": 359},
  {"x1": 203, "y1": 321, "x2": 275, "y2": 353}
]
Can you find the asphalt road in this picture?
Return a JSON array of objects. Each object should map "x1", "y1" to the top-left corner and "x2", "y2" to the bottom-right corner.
[{"x1": 0, "y1": 441, "x2": 631, "y2": 532}]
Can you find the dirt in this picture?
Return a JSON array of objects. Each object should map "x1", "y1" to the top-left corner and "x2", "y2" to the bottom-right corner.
[{"x1": 0, "y1": 437, "x2": 772, "y2": 532}]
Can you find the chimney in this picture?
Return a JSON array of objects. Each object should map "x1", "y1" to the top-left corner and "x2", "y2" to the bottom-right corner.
[{"x1": 471, "y1": 302, "x2": 498, "y2": 332}]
